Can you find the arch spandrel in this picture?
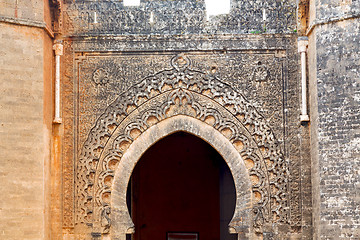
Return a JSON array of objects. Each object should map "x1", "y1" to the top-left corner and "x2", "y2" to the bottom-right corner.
[{"x1": 76, "y1": 54, "x2": 288, "y2": 238}]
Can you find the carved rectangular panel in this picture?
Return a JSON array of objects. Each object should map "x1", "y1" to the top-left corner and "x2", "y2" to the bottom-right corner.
[
  {"x1": 62, "y1": 36, "x2": 303, "y2": 235},
  {"x1": 74, "y1": 52, "x2": 285, "y2": 150}
]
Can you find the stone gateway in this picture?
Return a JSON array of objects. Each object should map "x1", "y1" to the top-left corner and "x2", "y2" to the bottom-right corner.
[{"x1": 0, "y1": 0, "x2": 359, "y2": 239}]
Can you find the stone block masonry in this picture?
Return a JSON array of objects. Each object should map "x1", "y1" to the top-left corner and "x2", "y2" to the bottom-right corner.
[
  {"x1": 308, "y1": 3, "x2": 360, "y2": 238},
  {"x1": 0, "y1": 0, "x2": 359, "y2": 239},
  {"x1": 0, "y1": 22, "x2": 48, "y2": 240}
]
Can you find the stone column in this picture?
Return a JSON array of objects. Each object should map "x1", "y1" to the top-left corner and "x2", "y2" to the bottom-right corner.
[{"x1": 53, "y1": 42, "x2": 63, "y2": 124}]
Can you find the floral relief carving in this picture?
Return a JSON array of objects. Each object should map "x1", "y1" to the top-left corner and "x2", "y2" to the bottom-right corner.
[
  {"x1": 252, "y1": 62, "x2": 270, "y2": 82},
  {"x1": 92, "y1": 68, "x2": 110, "y2": 85}
]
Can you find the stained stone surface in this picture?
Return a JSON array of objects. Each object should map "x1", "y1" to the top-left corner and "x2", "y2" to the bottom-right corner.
[
  {"x1": 60, "y1": 0, "x2": 308, "y2": 239},
  {"x1": 0, "y1": 0, "x2": 359, "y2": 239},
  {"x1": 309, "y1": 18, "x2": 360, "y2": 240},
  {"x1": 76, "y1": 52, "x2": 286, "y2": 149},
  {"x1": 314, "y1": 0, "x2": 360, "y2": 21},
  {"x1": 63, "y1": 0, "x2": 297, "y2": 36}
]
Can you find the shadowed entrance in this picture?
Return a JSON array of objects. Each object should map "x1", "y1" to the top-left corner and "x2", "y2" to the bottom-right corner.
[{"x1": 127, "y1": 132, "x2": 237, "y2": 240}]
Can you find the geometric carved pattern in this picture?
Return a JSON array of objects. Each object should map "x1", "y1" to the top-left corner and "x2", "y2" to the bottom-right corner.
[{"x1": 76, "y1": 54, "x2": 289, "y2": 236}]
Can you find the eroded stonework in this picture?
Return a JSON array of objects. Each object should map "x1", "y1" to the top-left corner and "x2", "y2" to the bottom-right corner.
[
  {"x1": 2, "y1": 0, "x2": 359, "y2": 239},
  {"x1": 61, "y1": 45, "x2": 303, "y2": 238},
  {"x1": 75, "y1": 52, "x2": 285, "y2": 151},
  {"x1": 63, "y1": 0, "x2": 296, "y2": 36},
  {"x1": 60, "y1": 1, "x2": 305, "y2": 238}
]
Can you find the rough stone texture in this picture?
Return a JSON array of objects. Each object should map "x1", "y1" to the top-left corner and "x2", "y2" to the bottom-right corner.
[
  {"x1": 75, "y1": 51, "x2": 286, "y2": 149},
  {"x1": 0, "y1": 0, "x2": 358, "y2": 239},
  {"x1": 58, "y1": 0, "x2": 312, "y2": 239},
  {"x1": 0, "y1": 0, "x2": 55, "y2": 239},
  {"x1": 308, "y1": 1, "x2": 360, "y2": 239},
  {"x1": 60, "y1": 0, "x2": 307, "y2": 234},
  {"x1": 315, "y1": 0, "x2": 360, "y2": 21},
  {"x1": 0, "y1": 22, "x2": 47, "y2": 240},
  {"x1": 63, "y1": 0, "x2": 296, "y2": 36},
  {"x1": 66, "y1": 49, "x2": 300, "y2": 239},
  {"x1": 0, "y1": 0, "x2": 44, "y2": 23}
]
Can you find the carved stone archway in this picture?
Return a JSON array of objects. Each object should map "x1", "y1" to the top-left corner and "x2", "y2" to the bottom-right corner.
[
  {"x1": 75, "y1": 55, "x2": 288, "y2": 239},
  {"x1": 111, "y1": 115, "x2": 252, "y2": 239}
]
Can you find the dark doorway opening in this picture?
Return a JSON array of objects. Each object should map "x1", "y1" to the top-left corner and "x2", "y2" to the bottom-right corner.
[{"x1": 127, "y1": 132, "x2": 237, "y2": 240}]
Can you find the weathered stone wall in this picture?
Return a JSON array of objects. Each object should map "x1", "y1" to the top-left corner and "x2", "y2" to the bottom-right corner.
[
  {"x1": 63, "y1": 0, "x2": 296, "y2": 36},
  {"x1": 0, "y1": 23, "x2": 46, "y2": 240},
  {"x1": 314, "y1": 0, "x2": 359, "y2": 21},
  {"x1": 2, "y1": 0, "x2": 358, "y2": 239},
  {"x1": 308, "y1": 0, "x2": 360, "y2": 238},
  {"x1": 0, "y1": 1, "x2": 53, "y2": 239},
  {"x1": 59, "y1": 0, "x2": 314, "y2": 239},
  {"x1": 0, "y1": 0, "x2": 44, "y2": 22}
]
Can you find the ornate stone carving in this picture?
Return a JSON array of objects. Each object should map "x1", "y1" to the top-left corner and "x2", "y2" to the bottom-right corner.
[
  {"x1": 75, "y1": 54, "x2": 289, "y2": 236},
  {"x1": 101, "y1": 206, "x2": 111, "y2": 233},
  {"x1": 76, "y1": 54, "x2": 172, "y2": 148},
  {"x1": 51, "y1": 0, "x2": 63, "y2": 33},
  {"x1": 62, "y1": 40, "x2": 75, "y2": 229},
  {"x1": 53, "y1": 43, "x2": 64, "y2": 56},
  {"x1": 75, "y1": 51, "x2": 285, "y2": 151},
  {"x1": 92, "y1": 68, "x2": 109, "y2": 85},
  {"x1": 252, "y1": 62, "x2": 269, "y2": 82}
]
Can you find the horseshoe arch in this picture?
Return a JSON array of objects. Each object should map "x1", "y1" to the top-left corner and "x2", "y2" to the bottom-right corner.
[{"x1": 110, "y1": 115, "x2": 253, "y2": 239}]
